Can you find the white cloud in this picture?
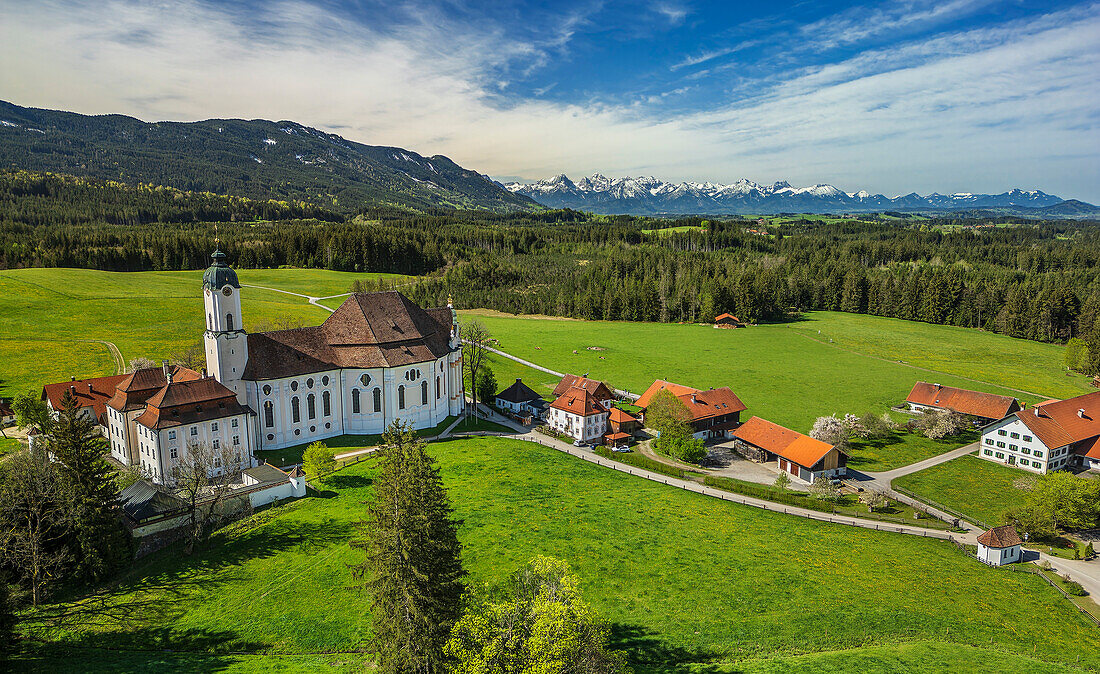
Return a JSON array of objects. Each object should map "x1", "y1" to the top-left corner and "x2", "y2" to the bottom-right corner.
[{"x1": 0, "y1": 0, "x2": 1097, "y2": 201}]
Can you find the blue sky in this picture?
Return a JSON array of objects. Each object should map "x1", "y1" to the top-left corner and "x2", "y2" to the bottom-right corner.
[{"x1": 1, "y1": 0, "x2": 1099, "y2": 200}]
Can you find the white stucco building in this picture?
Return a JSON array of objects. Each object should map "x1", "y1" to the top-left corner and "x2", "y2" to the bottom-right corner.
[
  {"x1": 200, "y1": 249, "x2": 465, "y2": 451},
  {"x1": 979, "y1": 392, "x2": 1100, "y2": 473},
  {"x1": 547, "y1": 386, "x2": 610, "y2": 443},
  {"x1": 977, "y1": 525, "x2": 1023, "y2": 566}
]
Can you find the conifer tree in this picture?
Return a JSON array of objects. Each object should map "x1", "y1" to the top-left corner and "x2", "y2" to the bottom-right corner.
[
  {"x1": 352, "y1": 421, "x2": 465, "y2": 673},
  {"x1": 48, "y1": 390, "x2": 129, "y2": 582}
]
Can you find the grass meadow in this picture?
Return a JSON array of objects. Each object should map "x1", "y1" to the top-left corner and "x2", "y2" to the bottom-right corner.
[
  {"x1": 460, "y1": 310, "x2": 1072, "y2": 435},
  {"x1": 0, "y1": 268, "x2": 406, "y2": 398},
  {"x1": 18, "y1": 437, "x2": 1100, "y2": 672},
  {"x1": 893, "y1": 453, "x2": 1030, "y2": 527}
]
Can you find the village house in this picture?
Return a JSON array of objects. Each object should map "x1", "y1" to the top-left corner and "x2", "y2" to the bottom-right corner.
[
  {"x1": 547, "y1": 386, "x2": 610, "y2": 444},
  {"x1": 906, "y1": 382, "x2": 1021, "y2": 423},
  {"x1": 636, "y1": 380, "x2": 747, "y2": 440},
  {"x1": 494, "y1": 378, "x2": 548, "y2": 420},
  {"x1": 0, "y1": 398, "x2": 15, "y2": 427},
  {"x1": 552, "y1": 374, "x2": 615, "y2": 403},
  {"x1": 608, "y1": 407, "x2": 642, "y2": 436},
  {"x1": 976, "y1": 525, "x2": 1023, "y2": 566},
  {"x1": 732, "y1": 416, "x2": 848, "y2": 484},
  {"x1": 980, "y1": 391, "x2": 1100, "y2": 473}
]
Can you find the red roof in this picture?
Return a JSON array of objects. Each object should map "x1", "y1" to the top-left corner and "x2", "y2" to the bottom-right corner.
[
  {"x1": 608, "y1": 407, "x2": 638, "y2": 424},
  {"x1": 733, "y1": 416, "x2": 839, "y2": 469},
  {"x1": 134, "y1": 377, "x2": 249, "y2": 430},
  {"x1": 1012, "y1": 391, "x2": 1100, "y2": 453},
  {"x1": 550, "y1": 387, "x2": 607, "y2": 417},
  {"x1": 0, "y1": 401, "x2": 12, "y2": 417},
  {"x1": 108, "y1": 365, "x2": 202, "y2": 412},
  {"x1": 977, "y1": 525, "x2": 1022, "y2": 548},
  {"x1": 714, "y1": 313, "x2": 740, "y2": 322},
  {"x1": 678, "y1": 388, "x2": 747, "y2": 422},
  {"x1": 605, "y1": 432, "x2": 631, "y2": 441},
  {"x1": 906, "y1": 382, "x2": 1020, "y2": 420},
  {"x1": 636, "y1": 380, "x2": 699, "y2": 409},
  {"x1": 42, "y1": 374, "x2": 130, "y2": 426},
  {"x1": 552, "y1": 375, "x2": 614, "y2": 400}
]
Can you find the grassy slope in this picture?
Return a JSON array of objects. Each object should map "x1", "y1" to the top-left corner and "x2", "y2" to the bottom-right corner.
[
  {"x1": 0, "y1": 268, "x2": 407, "y2": 397},
  {"x1": 460, "y1": 310, "x2": 1063, "y2": 434},
  {"x1": 21, "y1": 437, "x2": 1099, "y2": 671},
  {"x1": 893, "y1": 454, "x2": 1030, "y2": 527},
  {"x1": 847, "y1": 429, "x2": 979, "y2": 472}
]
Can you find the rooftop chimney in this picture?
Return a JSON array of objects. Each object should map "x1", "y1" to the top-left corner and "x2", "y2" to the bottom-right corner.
[
  {"x1": 1079, "y1": 409, "x2": 1086, "y2": 418},
  {"x1": 70, "y1": 375, "x2": 75, "y2": 382},
  {"x1": 87, "y1": 383, "x2": 92, "y2": 393},
  {"x1": 162, "y1": 360, "x2": 172, "y2": 385}
]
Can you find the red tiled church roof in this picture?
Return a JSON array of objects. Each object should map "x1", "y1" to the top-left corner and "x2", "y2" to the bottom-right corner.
[{"x1": 242, "y1": 291, "x2": 454, "y2": 380}]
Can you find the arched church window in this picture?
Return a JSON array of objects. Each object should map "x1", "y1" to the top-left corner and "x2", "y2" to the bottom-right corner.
[
  {"x1": 291, "y1": 396, "x2": 300, "y2": 424},
  {"x1": 436, "y1": 376, "x2": 441, "y2": 399},
  {"x1": 290, "y1": 381, "x2": 299, "y2": 391},
  {"x1": 322, "y1": 375, "x2": 330, "y2": 386},
  {"x1": 421, "y1": 381, "x2": 428, "y2": 405},
  {"x1": 373, "y1": 388, "x2": 382, "y2": 413},
  {"x1": 226, "y1": 313, "x2": 234, "y2": 331},
  {"x1": 360, "y1": 373, "x2": 372, "y2": 387},
  {"x1": 264, "y1": 401, "x2": 274, "y2": 428},
  {"x1": 307, "y1": 378, "x2": 314, "y2": 389},
  {"x1": 322, "y1": 391, "x2": 331, "y2": 416},
  {"x1": 398, "y1": 385, "x2": 406, "y2": 410},
  {"x1": 352, "y1": 389, "x2": 361, "y2": 414},
  {"x1": 307, "y1": 393, "x2": 316, "y2": 420}
]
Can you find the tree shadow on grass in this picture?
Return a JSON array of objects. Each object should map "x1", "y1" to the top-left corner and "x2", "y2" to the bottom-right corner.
[
  {"x1": 17, "y1": 627, "x2": 264, "y2": 673},
  {"x1": 322, "y1": 474, "x2": 373, "y2": 490},
  {"x1": 611, "y1": 623, "x2": 725, "y2": 673}
]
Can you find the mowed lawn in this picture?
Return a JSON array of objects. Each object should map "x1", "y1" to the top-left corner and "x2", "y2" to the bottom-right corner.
[
  {"x1": 893, "y1": 454, "x2": 1030, "y2": 527},
  {"x1": 846, "y1": 429, "x2": 979, "y2": 472},
  {"x1": 0, "y1": 268, "x2": 403, "y2": 398},
  {"x1": 20, "y1": 437, "x2": 1100, "y2": 671},
  {"x1": 460, "y1": 311, "x2": 1053, "y2": 434}
]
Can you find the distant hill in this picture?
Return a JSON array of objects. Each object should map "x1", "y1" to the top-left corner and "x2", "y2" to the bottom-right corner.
[
  {"x1": 0, "y1": 100, "x2": 538, "y2": 213},
  {"x1": 506, "y1": 173, "x2": 1100, "y2": 218}
]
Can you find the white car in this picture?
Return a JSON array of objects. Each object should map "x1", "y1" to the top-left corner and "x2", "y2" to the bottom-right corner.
[{"x1": 573, "y1": 439, "x2": 586, "y2": 447}]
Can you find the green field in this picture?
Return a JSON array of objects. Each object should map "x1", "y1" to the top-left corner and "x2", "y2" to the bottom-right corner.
[
  {"x1": 19, "y1": 436, "x2": 1100, "y2": 671},
  {"x1": 0, "y1": 268, "x2": 408, "y2": 398},
  {"x1": 893, "y1": 454, "x2": 1030, "y2": 527},
  {"x1": 461, "y1": 310, "x2": 1070, "y2": 434},
  {"x1": 846, "y1": 428, "x2": 979, "y2": 473}
]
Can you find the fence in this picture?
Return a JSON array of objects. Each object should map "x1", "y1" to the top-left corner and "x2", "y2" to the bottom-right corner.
[
  {"x1": 999, "y1": 564, "x2": 1100, "y2": 628},
  {"x1": 522, "y1": 434, "x2": 956, "y2": 541},
  {"x1": 894, "y1": 485, "x2": 989, "y2": 529}
]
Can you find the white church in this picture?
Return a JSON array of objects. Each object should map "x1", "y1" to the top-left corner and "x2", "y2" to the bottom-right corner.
[{"x1": 42, "y1": 248, "x2": 465, "y2": 484}]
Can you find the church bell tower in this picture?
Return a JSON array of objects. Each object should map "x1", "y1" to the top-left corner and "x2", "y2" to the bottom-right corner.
[{"x1": 203, "y1": 248, "x2": 248, "y2": 402}]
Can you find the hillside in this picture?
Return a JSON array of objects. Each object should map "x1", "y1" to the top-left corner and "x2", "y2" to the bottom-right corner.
[
  {"x1": 506, "y1": 173, "x2": 1100, "y2": 217},
  {"x1": 0, "y1": 100, "x2": 537, "y2": 213}
]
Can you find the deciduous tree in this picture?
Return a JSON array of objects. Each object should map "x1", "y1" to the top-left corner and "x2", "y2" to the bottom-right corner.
[
  {"x1": 462, "y1": 320, "x2": 491, "y2": 418},
  {"x1": 302, "y1": 441, "x2": 336, "y2": 481}
]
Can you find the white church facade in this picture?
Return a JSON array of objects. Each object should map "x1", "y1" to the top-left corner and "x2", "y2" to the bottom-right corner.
[
  {"x1": 201, "y1": 249, "x2": 465, "y2": 451},
  {"x1": 40, "y1": 248, "x2": 465, "y2": 484}
]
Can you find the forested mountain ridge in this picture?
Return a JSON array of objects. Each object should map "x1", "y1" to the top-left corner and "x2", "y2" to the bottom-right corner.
[
  {"x1": 4, "y1": 169, "x2": 1100, "y2": 365},
  {"x1": 0, "y1": 100, "x2": 538, "y2": 213}
]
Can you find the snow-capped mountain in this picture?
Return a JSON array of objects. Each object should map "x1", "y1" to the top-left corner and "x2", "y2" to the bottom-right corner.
[{"x1": 504, "y1": 174, "x2": 1075, "y2": 215}]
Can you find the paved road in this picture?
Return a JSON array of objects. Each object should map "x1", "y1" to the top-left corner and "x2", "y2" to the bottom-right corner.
[
  {"x1": 862, "y1": 441, "x2": 981, "y2": 483},
  {"x1": 242, "y1": 284, "x2": 339, "y2": 313}
]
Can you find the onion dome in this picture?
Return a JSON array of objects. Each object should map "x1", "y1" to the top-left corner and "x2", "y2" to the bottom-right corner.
[{"x1": 202, "y1": 249, "x2": 240, "y2": 290}]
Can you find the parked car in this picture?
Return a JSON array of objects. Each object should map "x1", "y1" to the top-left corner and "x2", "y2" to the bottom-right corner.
[
  {"x1": 573, "y1": 439, "x2": 586, "y2": 447},
  {"x1": 612, "y1": 446, "x2": 631, "y2": 453}
]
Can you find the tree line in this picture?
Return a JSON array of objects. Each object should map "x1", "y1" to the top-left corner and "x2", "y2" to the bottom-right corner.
[{"x1": 5, "y1": 170, "x2": 1100, "y2": 365}]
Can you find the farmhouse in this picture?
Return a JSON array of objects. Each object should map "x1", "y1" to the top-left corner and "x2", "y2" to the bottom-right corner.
[
  {"x1": 732, "y1": 416, "x2": 848, "y2": 484},
  {"x1": 976, "y1": 525, "x2": 1023, "y2": 566},
  {"x1": 980, "y1": 391, "x2": 1100, "y2": 473},
  {"x1": 548, "y1": 386, "x2": 610, "y2": 443},
  {"x1": 495, "y1": 378, "x2": 548, "y2": 420},
  {"x1": 552, "y1": 374, "x2": 615, "y2": 403},
  {"x1": 0, "y1": 398, "x2": 14, "y2": 426},
  {"x1": 636, "y1": 380, "x2": 747, "y2": 440},
  {"x1": 608, "y1": 407, "x2": 641, "y2": 436},
  {"x1": 905, "y1": 382, "x2": 1021, "y2": 422},
  {"x1": 713, "y1": 313, "x2": 744, "y2": 328}
]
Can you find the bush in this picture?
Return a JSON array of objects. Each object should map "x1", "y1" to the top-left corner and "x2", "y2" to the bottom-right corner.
[{"x1": 1062, "y1": 579, "x2": 1087, "y2": 596}]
